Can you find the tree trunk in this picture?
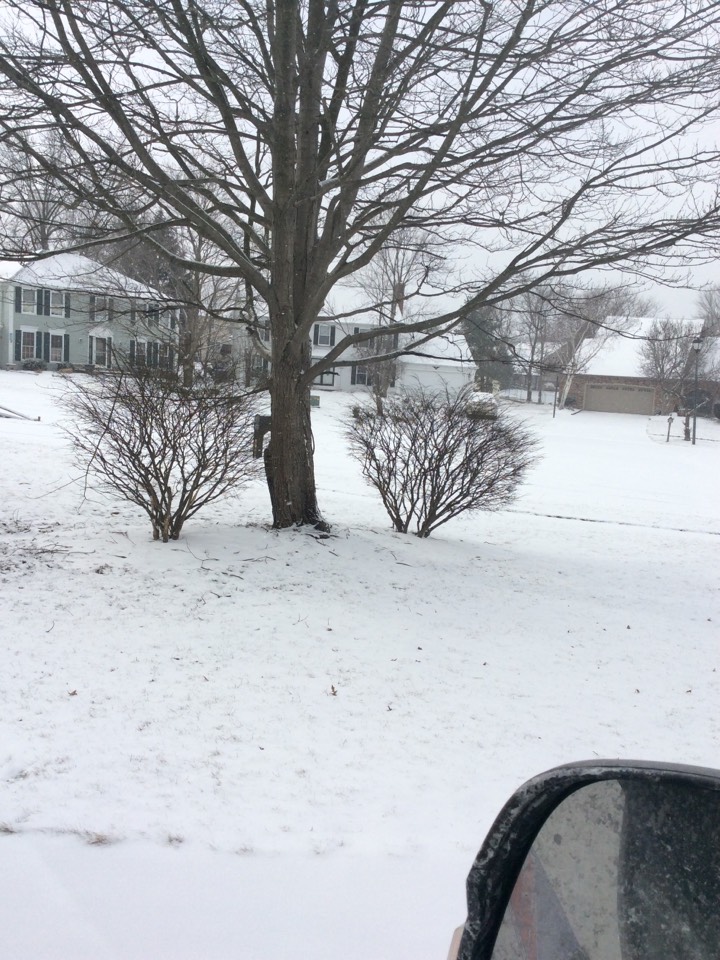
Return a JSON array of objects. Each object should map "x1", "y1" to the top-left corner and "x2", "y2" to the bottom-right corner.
[{"x1": 265, "y1": 342, "x2": 327, "y2": 529}]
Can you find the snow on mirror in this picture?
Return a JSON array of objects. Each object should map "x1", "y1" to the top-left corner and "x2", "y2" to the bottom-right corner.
[{"x1": 491, "y1": 779, "x2": 720, "y2": 960}]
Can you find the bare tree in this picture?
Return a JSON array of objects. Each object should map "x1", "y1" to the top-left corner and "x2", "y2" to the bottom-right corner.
[
  {"x1": 349, "y1": 227, "x2": 446, "y2": 413},
  {"x1": 549, "y1": 287, "x2": 652, "y2": 407},
  {"x1": 697, "y1": 287, "x2": 720, "y2": 335},
  {"x1": 64, "y1": 366, "x2": 259, "y2": 542},
  {"x1": 347, "y1": 387, "x2": 537, "y2": 538},
  {"x1": 1, "y1": 3, "x2": 720, "y2": 528},
  {"x1": 638, "y1": 319, "x2": 717, "y2": 413},
  {"x1": 504, "y1": 289, "x2": 560, "y2": 402}
]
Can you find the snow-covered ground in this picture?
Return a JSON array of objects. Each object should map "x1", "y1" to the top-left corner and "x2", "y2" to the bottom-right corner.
[{"x1": 1, "y1": 371, "x2": 718, "y2": 959}]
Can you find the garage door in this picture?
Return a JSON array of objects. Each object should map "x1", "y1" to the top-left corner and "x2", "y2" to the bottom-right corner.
[{"x1": 584, "y1": 384, "x2": 655, "y2": 414}]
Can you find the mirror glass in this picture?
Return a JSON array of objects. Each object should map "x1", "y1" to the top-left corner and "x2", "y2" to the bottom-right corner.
[{"x1": 491, "y1": 778, "x2": 720, "y2": 960}]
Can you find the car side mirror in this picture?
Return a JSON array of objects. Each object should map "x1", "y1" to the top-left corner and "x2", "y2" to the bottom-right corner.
[{"x1": 451, "y1": 760, "x2": 720, "y2": 960}]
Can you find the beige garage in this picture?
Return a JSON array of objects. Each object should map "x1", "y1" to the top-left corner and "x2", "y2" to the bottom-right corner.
[{"x1": 583, "y1": 383, "x2": 656, "y2": 415}]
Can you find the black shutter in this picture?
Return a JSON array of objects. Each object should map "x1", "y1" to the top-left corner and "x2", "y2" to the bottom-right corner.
[
  {"x1": 89, "y1": 295, "x2": 96, "y2": 323},
  {"x1": 353, "y1": 326, "x2": 360, "y2": 335},
  {"x1": 169, "y1": 347, "x2": 175, "y2": 369},
  {"x1": 108, "y1": 298, "x2": 114, "y2": 322},
  {"x1": 14, "y1": 287, "x2": 21, "y2": 313},
  {"x1": 129, "y1": 303, "x2": 136, "y2": 326},
  {"x1": 313, "y1": 325, "x2": 319, "y2": 345},
  {"x1": 14, "y1": 329, "x2": 21, "y2": 361},
  {"x1": 63, "y1": 334, "x2": 70, "y2": 363},
  {"x1": 393, "y1": 332, "x2": 399, "y2": 348},
  {"x1": 35, "y1": 331, "x2": 43, "y2": 358},
  {"x1": 43, "y1": 332, "x2": 50, "y2": 361},
  {"x1": 330, "y1": 326, "x2": 336, "y2": 346},
  {"x1": 88, "y1": 336, "x2": 94, "y2": 364},
  {"x1": 36, "y1": 289, "x2": 43, "y2": 314},
  {"x1": 151, "y1": 342, "x2": 160, "y2": 367},
  {"x1": 64, "y1": 293, "x2": 71, "y2": 319},
  {"x1": 43, "y1": 290, "x2": 51, "y2": 316},
  {"x1": 129, "y1": 340, "x2": 136, "y2": 365},
  {"x1": 351, "y1": 364, "x2": 357, "y2": 386},
  {"x1": 107, "y1": 337, "x2": 113, "y2": 368}
]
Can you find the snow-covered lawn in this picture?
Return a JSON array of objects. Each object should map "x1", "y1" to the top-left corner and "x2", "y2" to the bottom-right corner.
[{"x1": 1, "y1": 371, "x2": 718, "y2": 959}]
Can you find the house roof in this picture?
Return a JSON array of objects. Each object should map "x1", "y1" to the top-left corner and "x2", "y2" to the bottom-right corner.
[
  {"x1": 401, "y1": 332, "x2": 473, "y2": 367},
  {"x1": 10, "y1": 253, "x2": 160, "y2": 300}
]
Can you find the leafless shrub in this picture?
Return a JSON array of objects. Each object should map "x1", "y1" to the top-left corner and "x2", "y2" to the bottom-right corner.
[
  {"x1": 63, "y1": 366, "x2": 259, "y2": 541},
  {"x1": 347, "y1": 387, "x2": 537, "y2": 538}
]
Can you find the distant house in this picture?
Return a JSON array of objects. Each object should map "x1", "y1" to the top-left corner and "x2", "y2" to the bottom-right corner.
[
  {"x1": 559, "y1": 320, "x2": 720, "y2": 415},
  {"x1": 1, "y1": 253, "x2": 177, "y2": 371},
  {"x1": 308, "y1": 318, "x2": 475, "y2": 394}
]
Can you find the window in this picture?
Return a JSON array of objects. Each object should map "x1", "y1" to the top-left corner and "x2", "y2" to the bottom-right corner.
[
  {"x1": 133, "y1": 340, "x2": 147, "y2": 365},
  {"x1": 49, "y1": 291, "x2": 65, "y2": 317},
  {"x1": 49, "y1": 334, "x2": 63, "y2": 363},
  {"x1": 313, "y1": 323, "x2": 335, "y2": 347},
  {"x1": 315, "y1": 369, "x2": 338, "y2": 387},
  {"x1": 159, "y1": 343, "x2": 175, "y2": 370},
  {"x1": 353, "y1": 364, "x2": 372, "y2": 386},
  {"x1": 130, "y1": 340, "x2": 162, "y2": 367},
  {"x1": 94, "y1": 337, "x2": 111, "y2": 367},
  {"x1": 22, "y1": 289, "x2": 36, "y2": 314},
  {"x1": 21, "y1": 331, "x2": 36, "y2": 360},
  {"x1": 16, "y1": 287, "x2": 69, "y2": 317},
  {"x1": 252, "y1": 355, "x2": 270, "y2": 374},
  {"x1": 90, "y1": 295, "x2": 109, "y2": 324},
  {"x1": 146, "y1": 302, "x2": 160, "y2": 325}
]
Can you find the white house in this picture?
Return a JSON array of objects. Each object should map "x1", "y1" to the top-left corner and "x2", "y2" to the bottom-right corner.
[{"x1": 308, "y1": 318, "x2": 476, "y2": 394}]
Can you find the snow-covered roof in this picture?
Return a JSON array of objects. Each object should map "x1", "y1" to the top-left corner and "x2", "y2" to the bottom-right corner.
[
  {"x1": 10, "y1": 253, "x2": 160, "y2": 300},
  {"x1": 401, "y1": 332, "x2": 473, "y2": 367}
]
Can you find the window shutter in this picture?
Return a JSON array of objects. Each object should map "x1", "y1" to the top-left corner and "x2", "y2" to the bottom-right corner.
[
  {"x1": 313, "y1": 325, "x2": 319, "y2": 345},
  {"x1": 14, "y1": 287, "x2": 21, "y2": 313},
  {"x1": 43, "y1": 290, "x2": 51, "y2": 316},
  {"x1": 36, "y1": 289, "x2": 43, "y2": 314},
  {"x1": 88, "y1": 336, "x2": 94, "y2": 364},
  {"x1": 129, "y1": 340, "x2": 136, "y2": 365},
  {"x1": 330, "y1": 326, "x2": 336, "y2": 346},
  {"x1": 89, "y1": 295, "x2": 96, "y2": 323},
  {"x1": 63, "y1": 334, "x2": 70, "y2": 363},
  {"x1": 393, "y1": 332, "x2": 399, "y2": 348},
  {"x1": 169, "y1": 347, "x2": 175, "y2": 369},
  {"x1": 351, "y1": 364, "x2": 357, "y2": 386},
  {"x1": 108, "y1": 298, "x2": 114, "y2": 322},
  {"x1": 107, "y1": 337, "x2": 113, "y2": 368},
  {"x1": 129, "y1": 303, "x2": 136, "y2": 326},
  {"x1": 35, "y1": 331, "x2": 43, "y2": 358},
  {"x1": 43, "y1": 332, "x2": 50, "y2": 361},
  {"x1": 64, "y1": 293, "x2": 71, "y2": 318},
  {"x1": 14, "y1": 330, "x2": 21, "y2": 361},
  {"x1": 151, "y1": 342, "x2": 160, "y2": 367},
  {"x1": 353, "y1": 326, "x2": 360, "y2": 335}
]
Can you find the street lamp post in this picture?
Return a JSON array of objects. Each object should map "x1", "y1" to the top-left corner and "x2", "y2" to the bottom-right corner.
[{"x1": 692, "y1": 336, "x2": 703, "y2": 446}]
